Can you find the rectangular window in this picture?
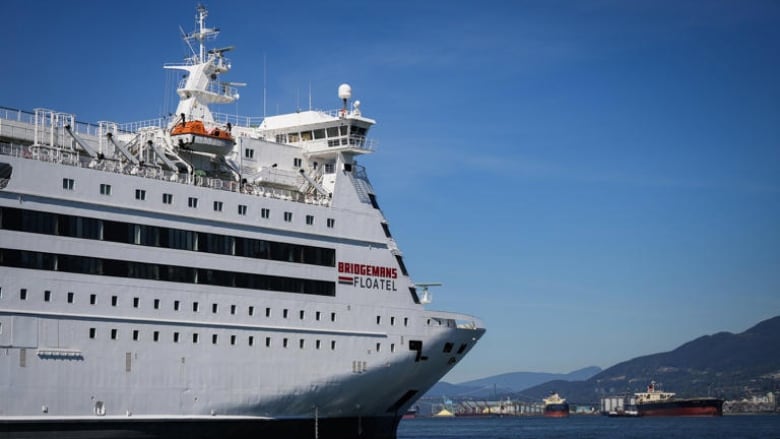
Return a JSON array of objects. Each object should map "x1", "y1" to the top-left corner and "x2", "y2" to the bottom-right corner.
[
  {"x1": 265, "y1": 307, "x2": 271, "y2": 317},
  {"x1": 283, "y1": 338, "x2": 289, "y2": 348},
  {"x1": 212, "y1": 334, "x2": 218, "y2": 344},
  {"x1": 284, "y1": 212, "x2": 292, "y2": 222},
  {"x1": 163, "y1": 193, "x2": 173, "y2": 204},
  {"x1": 154, "y1": 299, "x2": 160, "y2": 309},
  {"x1": 248, "y1": 306, "x2": 255, "y2": 316},
  {"x1": 248, "y1": 336, "x2": 254, "y2": 346},
  {"x1": 230, "y1": 335, "x2": 236, "y2": 345},
  {"x1": 62, "y1": 178, "x2": 74, "y2": 190},
  {"x1": 111, "y1": 329, "x2": 117, "y2": 340},
  {"x1": 100, "y1": 184, "x2": 112, "y2": 196},
  {"x1": 192, "y1": 301, "x2": 199, "y2": 312},
  {"x1": 44, "y1": 290, "x2": 51, "y2": 302},
  {"x1": 315, "y1": 311, "x2": 321, "y2": 321},
  {"x1": 212, "y1": 303, "x2": 219, "y2": 314},
  {"x1": 331, "y1": 340, "x2": 336, "y2": 350},
  {"x1": 327, "y1": 218, "x2": 335, "y2": 228},
  {"x1": 20, "y1": 289, "x2": 27, "y2": 300},
  {"x1": 89, "y1": 328, "x2": 96, "y2": 339},
  {"x1": 316, "y1": 340, "x2": 321, "y2": 350},
  {"x1": 230, "y1": 305, "x2": 236, "y2": 315},
  {"x1": 213, "y1": 201, "x2": 223, "y2": 212},
  {"x1": 67, "y1": 292, "x2": 74, "y2": 303},
  {"x1": 299, "y1": 310, "x2": 305, "y2": 320},
  {"x1": 331, "y1": 312, "x2": 336, "y2": 322},
  {"x1": 188, "y1": 197, "x2": 198, "y2": 208},
  {"x1": 111, "y1": 295, "x2": 118, "y2": 307},
  {"x1": 133, "y1": 330, "x2": 139, "y2": 341},
  {"x1": 133, "y1": 297, "x2": 139, "y2": 308},
  {"x1": 153, "y1": 331, "x2": 160, "y2": 342},
  {"x1": 265, "y1": 337, "x2": 271, "y2": 347},
  {"x1": 261, "y1": 208, "x2": 270, "y2": 219},
  {"x1": 174, "y1": 300, "x2": 180, "y2": 311},
  {"x1": 193, "y1": 333, "x2": 199, "y2": 343},
  {"x1": 238, "y1": 205, "x2": 247, "y2": 216},
  {"x1": 173, "y1": 332, "x2": 180, "y2": 343},
  {"x1": 90, "y1": 294, "x2": 96, "y2": 305},
  {"x1": 299, "y1": 339, "x2": 305, "y2": 349},
  {"x1": 135, "y1": 189, "x2": 146, "y2": 200},
  {"x1": 283, "y1": 309, "x2": 289, "y2": 319},
  {"x1": 244, "y1": 148, "x2": 254, "y2": 159},
  {"x1": 306, "y1": 215, "x2": 314, "y2": 226},
  {"x1": 293, "y1": 158, "x2": 302, "y2": 167}
]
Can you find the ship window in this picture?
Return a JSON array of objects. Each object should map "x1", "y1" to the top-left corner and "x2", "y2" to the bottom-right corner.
[
  {"x1": 376, "y1": 343, "x2": 381, "y2": 352},
  {"x1": 135, "y1": 189, "x2": 146, "y2": 200},
  {"x1": 67, "y1": 292, "x2": 74, "y2": 303},
  {"x1": 328, "y1": 139, "x2": 340, "y2": 147},
  {"x1": 391, "y1": 343, "x2": 395, "y2": 353},
  {"x1": 133, "y1": 330, "x2": 139, "y2": 341},
  {"x1": 331, "y1": 312, "x2": 336, "y2": 322},
  {"x1": 244, "y1": 148, "x2": 255, "y2": 159},
  {"x1": 368, "y1": 193, "x2": 379, "y2": 209},
  {"x1": 62, "y1": 178, "x2": 74, "y2": 190},
  {"x1": 230, "y1": 335, "x2": 236, "y2": 346},
  {"x1": 283, "y1": 338, "x2": 288, "y2": 348},
  {"x1": 327, "y1": 218, "x2": 335, "y2": 228},
  {"x1": 193, "y1": 333, "x2": 199, "y2": 343},
  {"x1": 111, "y1": 329, "x2": 117, "y2": 340},
  {"x1": 261, "y1": 208, "x2": 270, "y2": 219},
  {"x1": 289, "y1": 133, "x2": 299, "y2": 143},
  {"x1": 20, "y1": 288, "x2": 27, "y2": 300},
  {"x1": 313, "y1": 129, "x2": 326, "y2": 140},
  {"x1": 299, "y1": 310, "x2": 305, "y2": 320},
  {"x1": 173, "y1": 332, "x2": 180, "y2": 343},
  {"x1": 230, "y1": 304, "x2": 236, "y2": 315},
  {"x1": 89, "y1": 328, "x2": 96, "y2": 339},
  {"x1": 391, "y1": 316, "x2": 396, "y2": 326},
  {"x1": 306, "y1": 215, "x2": 314, "y2": 225},
  {"x1": 316, "y1": 340, "x2": 321, "y2": 350},
  {"x1": 326, "y1": 127, "x2": 339, "y2": 137},
  {"x1": 100, "y1": 184, "x2": 112, "y2": 196},
  {"x1": 381, "y1": 223, "x2": 392, "y2": 238},
  {"x1": 293, "y1": 158, "x2": 302, "y2": 167},
  {"x1": 248, "y1": 336, "x2": 254, "y2": 346},
  {"x1": 324, "y1": 163, "x2": 335, "y2": 173},
  {"x1": 212, "y1": 303, "x2": 218, "y2": 313},
  {"x1": 283, "y1": 309, "x2": 289, "y2": 319},
  {"x1": 404, "y1": 317, "x2": 409, "y2": 327},
  {"x1": 339, "y1": 126, "x2": 348, "y2": 136},
  {"x1": 44, "y1": 290, "x2": 51, "y2": 302},
  {"x1": 163, "y1": 193, "x2": 173, "y2": 204},
  {"x1": 331, "y1": 340, "x2": 336, "y2": 350},
  {"x1": 188, "y1": 197, "x2": 198, "y2": 208},
  {"x1": 301, "y1": 131, "x2": 312, "y2": 141},
  {"x1": 265, "y1": 307, "x2": 271, "y2": 317},
  {"x1": 376, "y1": 316, "x2": 381, "y2": 325},
  {"x1": 153, "y1": 331, "x2": 159, "y2": 342},
  {"x1": 443, "y1": 342, "x2": 454, "y2": 353},
  {"x1": 174, "y1": 300, "x2": 180, "y2": 311},
  {"x1": 192, "y1": 301, "x2": 199, "y2": 312},
  {"x1": 90, "y1": 294, "x2": 96, "y2": 305},
  {"x1": 275, "y1": 134, "x2": 287, "y2": 143},
  {"x1": 133, "y1": 297, "x2": 139, "y2": 308},
  {"x1": 238, "y1": 204, "x2": 247, "y2": 216},
  {"x1": 212, "y1": 334, "x2": 218, "y2": 344},
  {"x1": 315, "y1": 311, "x2": 321, "y2": 321},
  {"x1": 284, "y1": 212, "x2": 292, "y2": 222},
  {"x1": 248, "y1": 306, "x2": 255, "y2": 316},
  {"x1": 111, "y1": 295, "x2": 118, "y2": 306},
  {"x1": 265, "y1": 337, "x2": 271, "y2": 347},
  {"x1": 213, "y1": 201, "x2": 223, "y2": 212},
  {"x1": 299, "y1": 339, "x2": 305, "y2": 349},
  {"x1": 457, "y1": 343, "x2": 467, "y2": 354},
  {"x1": 154, "y1": 299, "x2": 160, "y2": 309}
]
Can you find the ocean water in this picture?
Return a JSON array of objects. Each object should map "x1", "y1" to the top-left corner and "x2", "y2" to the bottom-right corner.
[{"x1": 397, "y1": 415, "x2": 780, "y2": 439}]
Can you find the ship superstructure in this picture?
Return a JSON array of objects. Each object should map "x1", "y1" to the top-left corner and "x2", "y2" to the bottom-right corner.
[{"x1": 0, "y1": 6, "x2": 484, "y2": 439}]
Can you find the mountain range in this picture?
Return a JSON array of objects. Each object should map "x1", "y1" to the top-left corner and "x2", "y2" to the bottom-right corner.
[{"x1": 431, "y1": 315, "x2": 780, "y2": 404}]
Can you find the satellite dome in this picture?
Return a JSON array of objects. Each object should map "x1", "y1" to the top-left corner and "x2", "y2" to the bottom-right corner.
[{"x1": 338, "y1": 83, "x2": 352, "y2": 101}]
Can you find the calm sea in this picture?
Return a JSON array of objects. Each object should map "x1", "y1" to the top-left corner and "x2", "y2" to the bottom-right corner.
[{"x1": 397, "y1": 415, "x2": 780, "y2": 439}]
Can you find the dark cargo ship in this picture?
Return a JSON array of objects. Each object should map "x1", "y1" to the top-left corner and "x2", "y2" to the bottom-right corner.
[
  {"x1": 635, "y1": 381, "x2": 723, "y2": 417},
  {"x1": 543, "y1": 392, "x2": 570, "y2": 418}
]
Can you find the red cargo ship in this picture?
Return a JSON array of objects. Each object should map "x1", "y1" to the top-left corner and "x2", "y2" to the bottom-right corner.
[
  {"x1": 635, "y1": 381, "x2": 723, "y2": 417},
  {"x1": 543, "y1": 392, "x2": 570, "y2": 418}
]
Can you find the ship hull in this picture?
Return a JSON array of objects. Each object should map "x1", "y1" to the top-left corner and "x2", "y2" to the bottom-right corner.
[
  {"x1": 543, "y1": 403, "x2": 570, "y2": 418},
  {"x1": 0, "y1": 416, "x2": 399, "y2": 439},
  {"x1": 637, "y1": 398, "x2": 723, "y2": 417}
]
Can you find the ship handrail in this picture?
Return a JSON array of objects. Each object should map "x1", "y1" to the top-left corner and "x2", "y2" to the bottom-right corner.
[{"x1": 0, "y1": 142, "x2": 331, "y2": 206}]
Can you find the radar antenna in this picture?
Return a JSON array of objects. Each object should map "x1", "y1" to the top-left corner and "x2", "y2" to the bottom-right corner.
[{"x1": 415, "y1": 282, "x2": 442, "y2": 304}]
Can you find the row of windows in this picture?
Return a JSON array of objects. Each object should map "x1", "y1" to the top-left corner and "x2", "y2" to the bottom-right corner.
[
  {"x1": 0, "y1": 249, "x2": 335, "y2": 296},
  {"x1": 0, "y1": 207, "x2": 335, "y2": 267},
  {"x1": 63, "y1": 179, "x2": 336, "y2": 228},
  {"x1": 89, "y1": 327, "x2": 340, "y2": 350},
  {"x1": 11, "y1": 287, "x2": 339, "y2": 321}
]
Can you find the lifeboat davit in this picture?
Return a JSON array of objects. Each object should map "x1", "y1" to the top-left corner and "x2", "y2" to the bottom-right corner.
[{"x1": 171, "y1": 120, "x2": 235, "y2": 155}]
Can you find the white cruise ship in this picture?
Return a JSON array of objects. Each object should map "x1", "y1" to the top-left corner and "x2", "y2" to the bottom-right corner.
[{"x1": 0, "y1": 5, "x2": 484, "y2": 439}]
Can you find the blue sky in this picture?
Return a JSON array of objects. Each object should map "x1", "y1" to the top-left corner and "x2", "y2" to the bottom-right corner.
[{"x1": 3, "y1": 0, "x2": 779, "y2": 382}]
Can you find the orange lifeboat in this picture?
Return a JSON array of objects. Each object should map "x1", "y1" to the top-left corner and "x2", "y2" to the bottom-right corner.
[{"x1": 171, "y1": 119, "x2": 235, "y2": 155}]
